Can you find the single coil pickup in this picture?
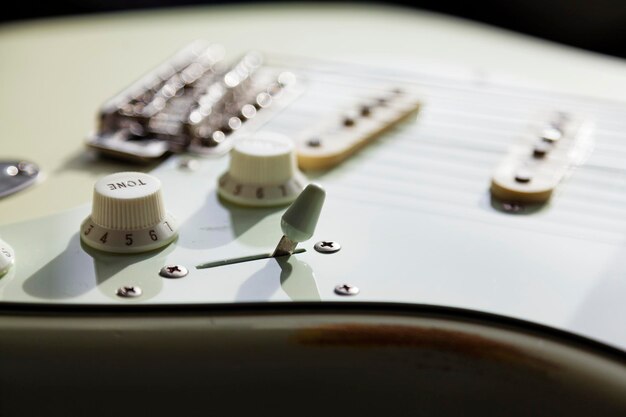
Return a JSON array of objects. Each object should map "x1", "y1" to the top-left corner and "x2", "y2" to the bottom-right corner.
[
  {"x1": 295, "y1": 88, "x2": 421, "y2": 170},
  {"x1": 490, "y1": 113, "x2": 594, "y2": 205}
]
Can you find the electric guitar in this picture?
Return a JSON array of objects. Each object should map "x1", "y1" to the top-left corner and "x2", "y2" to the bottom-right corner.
[{"x1": 1, "y1": 5, "x2": 626, "y2": 416}]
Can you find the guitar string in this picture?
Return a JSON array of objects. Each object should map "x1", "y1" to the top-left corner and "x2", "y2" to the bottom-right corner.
[{"x1": 264, "y1": 66, "x2": 626, "y2": 244}]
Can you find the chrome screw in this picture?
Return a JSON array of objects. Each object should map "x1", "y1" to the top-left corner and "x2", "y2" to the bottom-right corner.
[
  {"x1": 514, "y1": 169, "x2": 532, "y2": 183},
  {"x1": 314, "y1": 240, "x2": 341, "y2": 254},
  {"x1": 159, "y1": 265, "x2": 189, "y2": 279},
  {"x1": 334, "y1": 284, "x2": 359, "y2": 296},
  {"x1": 116, "y1": 285, "x2": 142, "y2": 298}
]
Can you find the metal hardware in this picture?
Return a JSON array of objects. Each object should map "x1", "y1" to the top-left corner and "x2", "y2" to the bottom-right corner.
[
  {"x1": 533, "y1": 142, "x2": 550, "y2": 158},
  {"x1": 197, "y1": 248, "x2": 305, "y2": 269},
  {"x1": 314, "y1": 240, "x2": 341, "y2": 254},
  {"x1": 159, "y1": 265, "x2": 189, "y2": 278},
  {"x1": 87, "y1": 42, "x2": 301, "y2": 162},
  {"x1": 541, "y1": 127, "x2": 562, "y2": 143},
  {"x1": 116, "y1": 285, "x2": 143, "y2": 298},
  {"x1": 0, "y1": 160, "x2": 39, "y2": 198},
  {"x1": 306, "y1": 138, "x2": 322, "y2": 147},
  {"x1": 334, "y1": 284, "x2": 359, "y2": 296},
  {"x1": 272, "y1": 235, "x2": 298, "y2": 257},
  {"x1": 514, "y1": 169, "x2": 532, "y2": 183}
]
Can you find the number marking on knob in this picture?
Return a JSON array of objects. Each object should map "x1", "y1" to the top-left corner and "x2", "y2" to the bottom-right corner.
[
  {"x1": 218, "y1": 133, "x2": 307, "y2": 207},
  {"x1": 81, "y1": 172, "x2": 179, "y2": 254}
]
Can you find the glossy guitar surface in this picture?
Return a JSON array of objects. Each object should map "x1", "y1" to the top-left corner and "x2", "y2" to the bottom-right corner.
[{"x1": 1, "y1": 5, "x2": 626, "y2": 415}]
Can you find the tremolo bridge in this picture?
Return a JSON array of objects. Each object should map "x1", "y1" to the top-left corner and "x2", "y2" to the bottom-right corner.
[{"x1": 87, "y1": 41, "x2": 301, "y2": 162}]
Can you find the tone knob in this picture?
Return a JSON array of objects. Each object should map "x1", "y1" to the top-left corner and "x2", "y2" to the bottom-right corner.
[
  {"x1": 80, "y1": 172, "x2": 178, "y2": 253},
  {"x1": 218, "y1": 132, "x2": 306, "y2": 206},
  {"x1": 0, "y1": 237, "x2": 15, "y2": 276}
]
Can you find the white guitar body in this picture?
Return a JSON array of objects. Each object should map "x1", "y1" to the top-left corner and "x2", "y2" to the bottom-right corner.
[{"x1": 1, "y1": 5, "x2": 626, "y2": 416}]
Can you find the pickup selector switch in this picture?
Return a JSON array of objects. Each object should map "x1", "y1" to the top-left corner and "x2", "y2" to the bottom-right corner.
[
  {"x1": 80, "y1": 172, "x2": 178, "y2": 253},
  {"x1": 218, "y1": 133, "x2": 306, "y2": 206}
]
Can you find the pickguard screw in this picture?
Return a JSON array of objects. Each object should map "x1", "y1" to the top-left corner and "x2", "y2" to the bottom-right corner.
[
  {"x1": 160, "y1": 264, "x2": 189, "y2": 279},
  {"x1": 116, "y1": 285, "x2": 142, "y2": 298},
  {"x1": 314, "y1": 241, "x2": 341, "y2": 254},
  {"x1": 334, "y1": 284, "x2": 359, "y2": 296}
]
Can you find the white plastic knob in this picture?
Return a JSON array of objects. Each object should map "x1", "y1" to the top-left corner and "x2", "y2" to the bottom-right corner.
[
  {"x1": 218, "y1": 132, "x2": 306, "y2": 206},
  {"x1": 81, "y1": 172, "x2": 178, "y2": 253},
  {"x1": 0, "y1": 237, "x2": 15, "y2": 276}
]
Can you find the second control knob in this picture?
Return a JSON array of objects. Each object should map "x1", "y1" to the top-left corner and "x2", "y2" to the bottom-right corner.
[
  {"x1": 218, "y1": 132, "x2": 306, "y2": 206},
  {"x1": 80, "y1": 172, "x2": 178, "y2": 253}
]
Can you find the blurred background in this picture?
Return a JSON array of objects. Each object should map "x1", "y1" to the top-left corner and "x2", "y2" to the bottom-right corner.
[{"x1": 2, "y1": 1, "x2": 626, "y2": 59}]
